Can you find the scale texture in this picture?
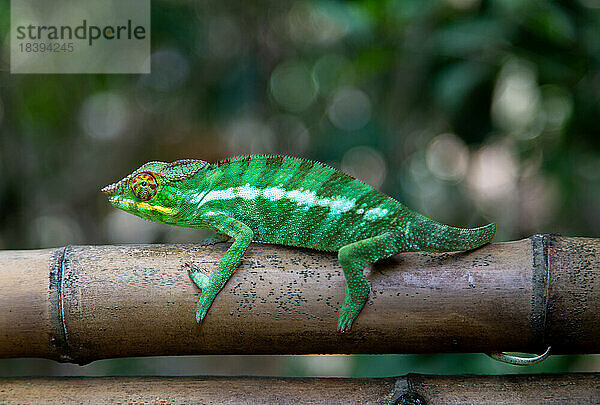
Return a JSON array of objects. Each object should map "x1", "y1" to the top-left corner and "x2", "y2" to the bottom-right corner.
[{"x1": 102, "y1": 155, "x2": 495, "y2": 331}]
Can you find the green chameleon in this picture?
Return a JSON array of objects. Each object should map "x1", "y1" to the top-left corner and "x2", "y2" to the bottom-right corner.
[{"x1": 102, "y1": 155, "x2": 549, "y2": 364}]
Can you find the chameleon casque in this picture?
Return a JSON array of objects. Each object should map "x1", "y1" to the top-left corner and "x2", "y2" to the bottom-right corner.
[{"x1": 101, "y1": 155, "x2": 496, "y2": 332}]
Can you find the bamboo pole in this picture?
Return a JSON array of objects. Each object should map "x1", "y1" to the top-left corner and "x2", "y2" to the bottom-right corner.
[
  {"x1": 1, "y1": 374, "x2": 599, "y2": 404},
  {"x1": 0, "y1": 235, "x2": 598, "y2": 364}
]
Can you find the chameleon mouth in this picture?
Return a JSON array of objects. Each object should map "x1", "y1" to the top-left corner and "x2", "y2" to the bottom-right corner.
[
  {"x1": 109, "y1": 197, "x2": 176, "y2": 215},
  {"x1": 101, "y1": 174, "x2": 133, "y2": 196},
  {"x1": 101, "y1": 183, "x2": 119, "y2": 196},
  {"x1": 106, "y1": 196, "x2": 127, "y2": 210}
]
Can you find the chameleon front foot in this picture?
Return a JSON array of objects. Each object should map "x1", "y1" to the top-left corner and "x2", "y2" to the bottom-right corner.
[
  {"x1": 200, "y1": 232, "x2": 231, "y2": 245},
  {"x1": 337, "y1": 310, "x2": 361, "y2": 332},
  {"x1": 187, "y1": 265, "x2": 214, "y2": 323}
]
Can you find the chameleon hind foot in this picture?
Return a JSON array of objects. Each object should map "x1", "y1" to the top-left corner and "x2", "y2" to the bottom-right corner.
[
  {"x1": 337, "y1": 304, "x2": 364, "y2": 332},
  {"x1": 187, "y1": 265, "x2": 210, "y2": 290},
  {"x1": 337, "y1": 287, "x2": 368, "y2": 332},
  {"x1": 337, "y1": 232, "x2": 397, "y2": 332}
]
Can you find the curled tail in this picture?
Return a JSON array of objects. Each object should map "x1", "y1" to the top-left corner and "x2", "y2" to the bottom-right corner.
[{"x1": 404, "y1": 212, "x2": 496, "y2": 252}]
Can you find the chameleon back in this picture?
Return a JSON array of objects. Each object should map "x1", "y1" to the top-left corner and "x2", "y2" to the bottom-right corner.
[{"x1": 190, "y1": 155, "x2": 402, "y2": 251}]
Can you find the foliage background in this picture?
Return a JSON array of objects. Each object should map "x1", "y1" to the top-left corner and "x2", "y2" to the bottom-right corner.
[{"x1": 1, "y1": 0, "x2": 600, "y2": 376}]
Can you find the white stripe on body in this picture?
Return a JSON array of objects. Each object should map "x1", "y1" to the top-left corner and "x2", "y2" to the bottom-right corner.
[
  {"x1": 191, "y1": 183, "x2": 385, "y2": 216},
  {"x1": 190, "y1": 183, "x2": 393, "y2": 221}
]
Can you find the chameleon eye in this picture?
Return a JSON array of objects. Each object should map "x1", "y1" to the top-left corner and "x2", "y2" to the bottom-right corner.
[{"x1": 131, "y1": 172, "x2": 158, "y2": 201}]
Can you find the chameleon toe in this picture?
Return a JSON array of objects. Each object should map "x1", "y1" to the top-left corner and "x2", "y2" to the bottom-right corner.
[
  {"x1": 188, "y1": 267, "x2": 210, "y2": 290},
  {"x1": 196, "y1": 308, "x2": 208, "y2": 323},
  {"x1": 337, "y1": 311, "x2": 357, "y2": 332}
]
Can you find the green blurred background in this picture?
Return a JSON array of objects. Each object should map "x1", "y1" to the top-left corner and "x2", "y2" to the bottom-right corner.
[{"x1": 1, "y1": 0, "x2": 600, "y2": 377}]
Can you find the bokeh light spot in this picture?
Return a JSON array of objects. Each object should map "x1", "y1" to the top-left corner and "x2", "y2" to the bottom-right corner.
[
  {"x1": 270, "y1": 60, "x2": 318, "y2": 112},
  {"x1": 287, "y1": 1, "x2": 350, "y2": 45},
  {"x1": 225, "y1": 116, "x2": 275, "y2": 154},
  {"x1": 79, "y1": 92, "x2": 129, "y2": 140},
  {"x1": 467, "y1": 142, "x2": 519, "y2": 201},
  {"x1": 341, "y1": 146, "x2": 387, "y2": 189},
  {"x1": 492, "y1": 59, "x2": 541, "y2": 136},
  {"x1": 327, "y1": 87, "x2": 371, "y2": 131},
  {"x1": 141, "y1": 49, "x2": 190, "y2": 92},
  {"x1": 404, "y1": 151, "x2": 444, "y2": 200},
  {"x1": 312, "y1": 54, "x2": 352, "y2": 96},
  {"x1": 426, "y1": 133, "x2": 469, "y2": 182}
]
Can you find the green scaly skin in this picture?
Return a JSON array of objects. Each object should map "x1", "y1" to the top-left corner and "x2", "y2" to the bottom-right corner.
[{"x1": 102, "y1": 155, "x2": 496, "y2": 332}]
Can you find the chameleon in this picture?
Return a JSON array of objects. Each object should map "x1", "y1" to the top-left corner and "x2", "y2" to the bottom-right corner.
[
  {"x1": 101, "y1": 154, "x2": 496, "y2": 329},
  {"x1": 101, "y1": 155, "x2": 549, "y2": 364}
]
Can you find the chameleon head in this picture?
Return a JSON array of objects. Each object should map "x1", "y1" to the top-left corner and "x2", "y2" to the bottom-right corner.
[{"x1": 101, "y1": 159, "x2": 209, "y2": 225}]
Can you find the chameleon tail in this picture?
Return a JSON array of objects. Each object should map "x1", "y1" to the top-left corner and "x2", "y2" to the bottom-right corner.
[{"x1": 405, "y1": 212, "x2": 496, "y2": 252}]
